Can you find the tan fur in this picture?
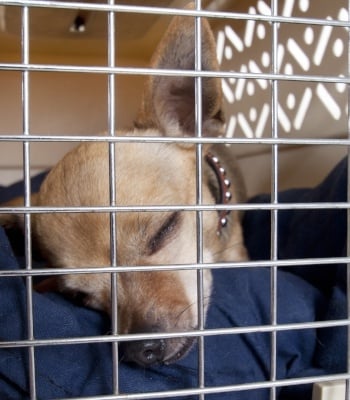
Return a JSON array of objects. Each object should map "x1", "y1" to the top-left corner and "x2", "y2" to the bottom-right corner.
[{"x1": 0, "y1": 4, "x2": 248, "y2": 366}]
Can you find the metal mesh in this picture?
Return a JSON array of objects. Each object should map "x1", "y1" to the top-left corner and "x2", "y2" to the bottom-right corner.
[{"x1": 0, "y1": 1, "x2": 349, "y2": 399}]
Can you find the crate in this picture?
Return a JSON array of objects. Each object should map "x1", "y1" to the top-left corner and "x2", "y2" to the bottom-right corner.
[{"x1": 0, "y1": 1, "x2": 348, "y2": 399}]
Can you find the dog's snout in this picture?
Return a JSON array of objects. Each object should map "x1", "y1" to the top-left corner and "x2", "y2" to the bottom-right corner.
[{"x1": 122, "y1": 339, "x2": 166, "y2": 366}]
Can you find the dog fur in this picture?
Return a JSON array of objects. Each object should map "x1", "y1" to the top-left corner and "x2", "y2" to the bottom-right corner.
[{"x1": 0, "y1": 5, "x2": 248, "y2": 366}]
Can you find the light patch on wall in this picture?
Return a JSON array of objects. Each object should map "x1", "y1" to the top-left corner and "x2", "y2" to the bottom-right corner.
[
  {"x1": 313, "y1": 19, "x2": 333, "y2": 66},
  {"x1": 316, "y1": 83, "x2": 342, "y2": 120},
  {"x1": 293, "y1": 87, "x2": 312, "y2": 130},
  {"x1": 287, "y1": 38, "x2": 310, "y2": 71}
]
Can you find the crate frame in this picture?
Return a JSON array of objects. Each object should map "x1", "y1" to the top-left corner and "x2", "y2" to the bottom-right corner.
[{"x1": 0, "y1": 1, "x2": 349, "y2": 399}]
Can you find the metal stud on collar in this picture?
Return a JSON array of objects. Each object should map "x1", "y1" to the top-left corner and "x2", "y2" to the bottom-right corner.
[{"x1": 205, "y1": 152, "x2": 233, "y2": 236}]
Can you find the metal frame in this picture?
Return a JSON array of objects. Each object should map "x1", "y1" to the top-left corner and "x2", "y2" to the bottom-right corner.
[{"x1": 0, "y1": 0, "x2": 349, "y2": 399}]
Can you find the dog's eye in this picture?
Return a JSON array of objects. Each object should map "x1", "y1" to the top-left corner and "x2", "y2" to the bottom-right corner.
[{"x1": 148, "y1": 212, "x2": 180, "y2": 255}]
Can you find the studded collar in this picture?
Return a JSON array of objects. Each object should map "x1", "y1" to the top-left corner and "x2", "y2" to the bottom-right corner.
[{"x1": 205, "y1": 152, "x2": 232, "y2": 236}]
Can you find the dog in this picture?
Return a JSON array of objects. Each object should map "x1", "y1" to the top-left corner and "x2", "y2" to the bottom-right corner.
[{"x1": 0, "y1": 4, "x2": 248, "y2": 367}]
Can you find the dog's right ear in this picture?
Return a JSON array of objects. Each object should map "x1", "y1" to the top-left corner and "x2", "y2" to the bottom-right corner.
[{"x1": 135, "y1": 3, "x2": 225, "y2": 139}]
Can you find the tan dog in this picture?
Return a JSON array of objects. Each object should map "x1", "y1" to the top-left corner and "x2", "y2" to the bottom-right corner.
[{"x1": 0, "y1": 7, "x2": 247, "y2": 366}]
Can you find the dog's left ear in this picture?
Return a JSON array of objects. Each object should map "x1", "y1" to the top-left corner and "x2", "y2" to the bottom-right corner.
[{"x1": 135, "y1": 4, "x2": 224, "y2": 138}]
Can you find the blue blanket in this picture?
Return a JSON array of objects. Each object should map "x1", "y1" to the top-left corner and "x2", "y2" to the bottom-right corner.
[{"x1": 0, "y1": 158, "x2": 347, "y2": 399}]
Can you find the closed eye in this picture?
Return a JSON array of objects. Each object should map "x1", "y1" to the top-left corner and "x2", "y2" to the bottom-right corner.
[{"x1": 148, "y1": 212, "x2": 180, "y2": 255}]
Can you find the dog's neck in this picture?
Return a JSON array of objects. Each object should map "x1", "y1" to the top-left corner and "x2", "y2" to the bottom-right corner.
[{"x1": 205, "y1": 152, "x2": 232, "y2": 236}]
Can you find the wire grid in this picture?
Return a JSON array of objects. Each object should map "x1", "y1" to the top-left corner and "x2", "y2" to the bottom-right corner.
[{"x1": 0, "y1": 1, "x2": 350, "y2": 399}]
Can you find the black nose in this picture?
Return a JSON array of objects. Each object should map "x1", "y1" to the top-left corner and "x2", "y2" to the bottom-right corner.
[{"x1": 122, "y1": 339, "x2": 166, "y2": 366}]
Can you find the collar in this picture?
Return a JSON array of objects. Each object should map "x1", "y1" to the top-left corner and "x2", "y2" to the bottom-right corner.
[{"x1": 205, "y1": 151, "x2": 232, "y2": 236}]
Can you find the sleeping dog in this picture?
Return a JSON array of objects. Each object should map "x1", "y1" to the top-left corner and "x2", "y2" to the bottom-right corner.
[{"x1": 0, "y1": 4, "x2": 248, "y2": 366}]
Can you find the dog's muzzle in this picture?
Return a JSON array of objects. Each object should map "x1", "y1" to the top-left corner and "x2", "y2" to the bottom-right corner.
[
  {"x1": 121, "y1": 336, "x2": 196, "y2": 367},
  {"x1": 121, "y1": 338, "x2": 166, "y2": 366}
]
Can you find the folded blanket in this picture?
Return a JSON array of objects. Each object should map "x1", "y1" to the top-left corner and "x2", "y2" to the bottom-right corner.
[{"x1": 0, "y1": 159, "x2": 347, "y2": 400}]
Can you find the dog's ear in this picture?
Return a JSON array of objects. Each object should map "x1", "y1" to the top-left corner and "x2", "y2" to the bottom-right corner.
[{"x1": 135, "y1": 4, "x2": 224, "y2": 138}]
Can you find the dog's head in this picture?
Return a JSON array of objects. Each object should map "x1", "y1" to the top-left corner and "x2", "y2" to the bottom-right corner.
[{"x1": 31, "y1": 5, "x2": 247, "y2": 367}]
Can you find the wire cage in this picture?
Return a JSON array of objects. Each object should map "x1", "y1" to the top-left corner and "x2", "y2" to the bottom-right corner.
[{"x1": 0, "y1": 0, "x2": 349, "y2": 399}]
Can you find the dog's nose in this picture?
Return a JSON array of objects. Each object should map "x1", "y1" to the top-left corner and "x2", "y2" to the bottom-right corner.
[{"x1": 122, "y1": 339, "x2": 166, "y2": 366}]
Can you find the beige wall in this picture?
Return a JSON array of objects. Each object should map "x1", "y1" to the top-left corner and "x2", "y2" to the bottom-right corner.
[
  {"x1": 239, "y1": 145, "x2": 347, "y2": 197},
  {"x1": 0, "y1": 54, "x2": 147, "y2": 185}
]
